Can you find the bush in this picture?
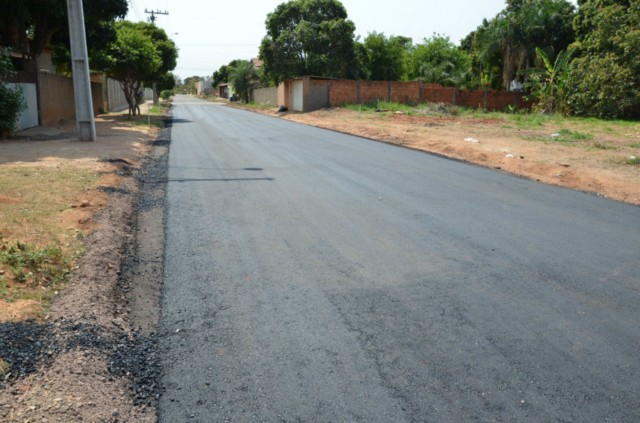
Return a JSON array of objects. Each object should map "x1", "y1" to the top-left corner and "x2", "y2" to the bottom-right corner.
[
  {"x1": 0, "y1": 52, "x2": 26, "y2": 136},
  {"x1": 160, "y1": 89, "x2": 174, "y2": 100},
  {"x1": 566, "y1": 55, "x2": 638, "y2": 119}
]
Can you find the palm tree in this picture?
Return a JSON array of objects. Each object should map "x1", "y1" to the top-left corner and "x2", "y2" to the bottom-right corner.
[{"x1": 229, "y1": 61, "x2": 258, "y2": 103}]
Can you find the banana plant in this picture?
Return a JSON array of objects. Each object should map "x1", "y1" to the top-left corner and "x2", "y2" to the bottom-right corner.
[{"x1": 525, "y1": 47, "x2": 574, "y2": 115}]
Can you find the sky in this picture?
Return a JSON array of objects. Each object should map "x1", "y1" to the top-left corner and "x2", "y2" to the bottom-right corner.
[{"x1": 125, "y1": 0, "x2": 578, "y2": 80}]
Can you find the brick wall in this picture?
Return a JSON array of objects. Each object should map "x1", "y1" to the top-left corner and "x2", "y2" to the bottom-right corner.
[
  {"x1": 359, "y1": 81, "x2": 389, "y2": 104},
  {"x1": 328, "y1": 80, "x2": 358, "y2": 107},
  {"x1": 280, "y1": 77, "x2": 530, "y2": 113},
  {"x1": 391, "y1": 81, "x2": 421, "y2": 105}
]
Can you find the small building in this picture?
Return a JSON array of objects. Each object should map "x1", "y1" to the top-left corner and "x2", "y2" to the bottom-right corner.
[
  {"x1": 278, "y1": 76, "x2": 331, "y2": 112},
  {"x1": 218, "y1": 83, "x2": 235, "y2": 100}
]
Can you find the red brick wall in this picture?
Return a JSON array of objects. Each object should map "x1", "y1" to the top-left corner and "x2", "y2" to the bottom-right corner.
[
  {"x1": 455, "y1": 89, "x2": 485, "y2": 110},
  {"x1": 358, "y1": 81, "x2": 389, "y2": 104},
  {"x1": 391, "y1": 81, "x2": 421, "y2": 105},
  {"x1": 329, "y1": 80, "x2": 358, "y2": 107},
  {"x1": 422, "y1": 85, "x2": 455, "y2": 104},
  {"x1": 305, "y1": 78, "x2": 530, "y2": 112}
]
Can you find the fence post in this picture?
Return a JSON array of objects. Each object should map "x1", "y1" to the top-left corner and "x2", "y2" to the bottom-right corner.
[
  {"x1": 388, "y1": 81, "x2": 392, "y2": 102},
  {"x1": 357, "y1": 80, "x2": 361, "y2": 104}
]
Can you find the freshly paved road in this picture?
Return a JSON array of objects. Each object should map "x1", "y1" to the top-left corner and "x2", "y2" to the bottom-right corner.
[{"x1": 159, "y1": 95, "x2": 640, "y2": 422}]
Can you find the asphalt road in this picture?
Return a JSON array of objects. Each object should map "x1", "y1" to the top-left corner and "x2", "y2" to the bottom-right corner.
[{"x1": 159, "y1": 95, "x2": 640, "y2": 422}]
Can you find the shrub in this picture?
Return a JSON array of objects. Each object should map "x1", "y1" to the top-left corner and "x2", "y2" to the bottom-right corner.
[
  {"x1": 160, "y1": 89, "x2": 174, "y2": 100},
  {"x1": 0, "y1": 52, "x2": 26, "y2": 136}
]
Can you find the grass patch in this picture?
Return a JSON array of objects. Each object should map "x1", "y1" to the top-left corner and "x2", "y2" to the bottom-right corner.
[
  {"x1": 629, "y1": 142, "x2": 640, "y2": 148},
  {"x1": 0, "y1": 239, "x2": 78, "y2": 303},
  {"x1": 556, "y1": 128, "x2": 594, "y2": 141},
  {"x1": 592, "y1": 142, "x2": 617, "y2": 150},
  {"x1": 345, "y1": 101, "x2": 461, "y2": 116},
  {"x1": 0, "y1": 164, "x2": 97, "y2": 312},
  {"x1": 0, "y1": 165, "x2": 99, "y2": 242},
  {"x1": 624, "y1": 156, "x2": 639, "y2": 165},
  {"x1": 239, "y1": 102, "x2": 275, "y2": 111}
]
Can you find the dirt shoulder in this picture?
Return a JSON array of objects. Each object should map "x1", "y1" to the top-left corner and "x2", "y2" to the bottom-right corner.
[
  {"x1": 0, "y1": 111, "x2": 170, "y2": 422},
  {"x1": 255, "y1": 106, "x2": 640, "y2": 206}
]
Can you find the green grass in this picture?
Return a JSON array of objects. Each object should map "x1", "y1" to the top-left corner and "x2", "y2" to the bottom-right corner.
[
  {"x1": 629, "y1": 142, "x2": 640, "y2": 148},
  {"x1": 624, "y1": 156, "x2": 639, "y2": 165},
  {"x1": 0, "y1": 238, "x2": 79, "y2": 303},
  {"x1": 240, "y1": 102, "x2": 275, "y2": 110},
  {"x1": 591, "y1": 142, "x2": 618, "y2": 151},
  {"x1": 345, "y1": 101, "x2": 462, "y2": 116}
]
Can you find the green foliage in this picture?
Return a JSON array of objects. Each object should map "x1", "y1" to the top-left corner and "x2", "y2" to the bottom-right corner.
[
  {"x1": 229, "y1": 60, "x2": 258, "y2": 103},
  {"x1": 567, "y1": 0, "x2": 640, "y2": 119},
  {"x1": 466, "y1": 0, "x2": 576, "y2": 90},
  {"x1": 0, "y1": 50, "x2": 26, "y2": 135},
  {"x1": 360, "y1": 32, "x2": 412, "y2": 81},
  {"x1": 407, "y1": 35, "x2": 472, "y2": 87},
  {"x1": 259, "y1": 0, "x2": 359, "y2": 83},
  {"x1": 0, "y1": 0, "x2": 128, "y2": 63},
  {"x1": 103, "y1": 21, "x2": 162, "y2": 118},
  {"x1": 525, "y1": 48, "x2": 574, "y2": 114},
  {"x1": 0, "y1": 239, "x2": 73, "y2": 288},
  {"x1": 160, "y1": 89, "x2": 174, "y2": 101}
]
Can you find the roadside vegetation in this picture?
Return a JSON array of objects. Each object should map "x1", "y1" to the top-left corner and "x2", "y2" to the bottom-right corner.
[{"x1": 0, "y1": 165, "x2": 98, "y2": 316}]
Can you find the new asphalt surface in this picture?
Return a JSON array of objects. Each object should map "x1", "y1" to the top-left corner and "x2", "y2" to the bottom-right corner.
[{"x1": 159, "y1": 95, "x2": 640, "y2": 422}]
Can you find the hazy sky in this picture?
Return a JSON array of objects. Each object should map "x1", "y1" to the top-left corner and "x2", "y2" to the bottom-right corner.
[{"x1": 126, "y1": 0, "x2": 578, "y2": 79}]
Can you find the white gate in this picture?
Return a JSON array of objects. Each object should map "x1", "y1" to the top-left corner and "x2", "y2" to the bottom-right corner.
[{"x1": 292, "y1": 80, "x2": 304, "y2": 111}]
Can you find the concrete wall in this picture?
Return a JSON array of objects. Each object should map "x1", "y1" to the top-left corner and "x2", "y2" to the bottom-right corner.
[
  {"x1": 9, "y1": 83, "x2": 39, "y2": 130},
  {"x1": 252, "y1": 87, "x2": 278, "y2": 105},
  {"x1": 105, "y1": 78, "x2": 128, "y2": 112},
  {"x1": 305, "y1": 78, "x2": 329, "y2": 111},
  {"x1": 38, "y1": 72, "x2": 102, "y2": 125}
]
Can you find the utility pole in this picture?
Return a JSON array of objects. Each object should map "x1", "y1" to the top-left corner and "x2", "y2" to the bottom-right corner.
[
  {"x1": 66, "y1": 0, "x2": 96, "y2": 141},
  {"x1": 145, "y1": 9, "x2": 168, "y2": 24},
  {"x1": 144, "y1": 9, "x2": 169, "y2": 105}
]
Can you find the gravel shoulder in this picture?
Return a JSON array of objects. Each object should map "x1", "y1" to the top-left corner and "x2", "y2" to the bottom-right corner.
[{"x1": 0, "y1": 114, "x2": 170, "y2": 422}]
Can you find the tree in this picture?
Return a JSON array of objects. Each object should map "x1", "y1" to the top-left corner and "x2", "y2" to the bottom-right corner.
[
  {"x1": 0, "y1": 0, "x2": 127, "y2": 63},
  {"x1": 229, "y1": 60, "x2": 258, "y2": 103},
  {"x1": 467, "y1": 0, "x2": 575, "y2": 90},
  {"x1": 0, "y1": 49, "x2": 26, "y2": 136},
  {"x1": 361, "y1": 32, "x2": 412, "y2": 81},
  {"x1": 526, "y1": 47, "x2": 573, "y2": 114},
  {"x1": 259, "y1": 0, "x2": 359, "y2": 83},
  {"x1": 212, "y1": 59, "x2": 241, "y2": 88},
  {"x1": 407, "y1": 36, "x2": 472, "y2": 87},
  {"x1": 102, "y1": 21, "x2": 161, "y2": 118},
  {"x1": 566, "y1": 0, "x2": 640, "y2": 118}
]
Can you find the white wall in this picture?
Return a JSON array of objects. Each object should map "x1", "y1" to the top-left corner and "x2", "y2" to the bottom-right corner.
[{"x1": 9, "y1": 83, "x2": 39, "y2": 131}]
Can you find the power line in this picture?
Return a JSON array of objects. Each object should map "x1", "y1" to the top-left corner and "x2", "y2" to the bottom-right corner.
[{"x1": 145, "y1": 9, "x2": 168, "y2": 24}]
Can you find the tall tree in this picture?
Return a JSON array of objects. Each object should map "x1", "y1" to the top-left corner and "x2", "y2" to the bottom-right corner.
[
  {"x1": 212, "y1": 60, "x2": 241, "y2": 88},
  {"x1": 0, "y1": 0, "x2": 127, "y2": 62},
  {"x1": 567, "y1": 0, "x2": 640, "y2": 118},
  {"x1": 407, "y1": 36, "x2": 472, "y2": 87},
  {"x1": 259, "y1": 0, "x2": 358, "y2": 83},
  {"x1": 467, "y1": 0, "x2": 575, "y2": 90},
  {"x1": 102, "y1": 21, "x2": 161, "y2": 118},
  {"x1": 361, "y1": 32, "x2": 412, "y2": 81}
]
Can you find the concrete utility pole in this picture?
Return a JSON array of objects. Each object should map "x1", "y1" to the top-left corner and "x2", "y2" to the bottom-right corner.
[{"x1": 66, "y1": 0, "x2": 96, "y2": 141}]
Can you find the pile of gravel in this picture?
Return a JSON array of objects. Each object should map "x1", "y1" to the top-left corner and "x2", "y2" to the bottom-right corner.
[{"x1": 0, "y1": 319, "x2": 160, "y2": 406}]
